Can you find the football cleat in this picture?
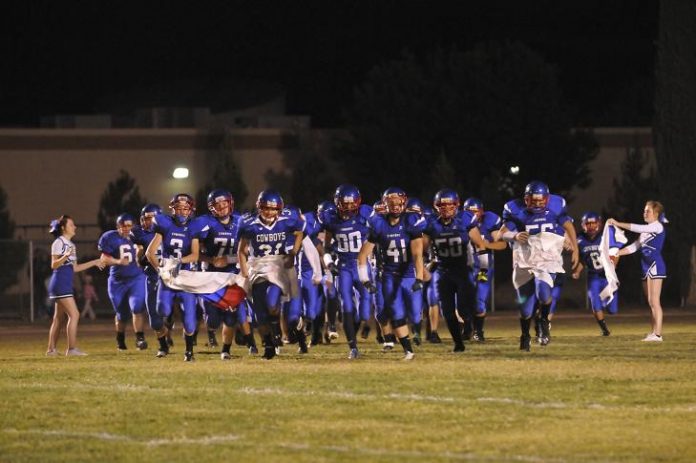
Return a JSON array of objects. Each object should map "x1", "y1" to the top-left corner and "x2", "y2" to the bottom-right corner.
[
  {"x1": 156, "y1": 348, "x2": 169, "y2": 358},
  {"x1": 328, "y1": 326, "x2": 339, "y2": 340},
  {"x1": 382, "y1": 342, "x2": 395, "y2": 352},
  {"x1": 453, "y1": 343, "x2": 466, "y2": 353},
  {"x1": 249, "y1": 345, "x2": 259, "y2": 355},
  {"x1": 403, "y1": 351, "x2": 415, "y2": 361},
  {"x1": 412, "y1": 333, "x2": 421, "y2": 346},
  {"x1": 263, "y1": 345, "x2": 277, "y2": 360},
  {"x1": 601, "y1": 327, "x2": 611, "y2": 336},
  {"x1": 184, "y1": 351, "x2": 194, "y2": 362},
  {"x1": 348, "y1": 348, "x2": 360, "y2": 360},
  {"x1": 117, "y1": 343, "x2": 128, "y2": 351},
  {"x1": 207, "y1": 332, "x2": 219, "y2": 348},
  {"x1": 220, "y1": 352, "x2": 231, "y2": 361},
  {"x1": 136, "y1": 339, "x2": 148, "y2": 350},
  {"x1": 520, "y1": 335, "x2": 531, "y2": 351},
  {"x1": 473, "y1": 331, "x2": 485, "y2": 342}
]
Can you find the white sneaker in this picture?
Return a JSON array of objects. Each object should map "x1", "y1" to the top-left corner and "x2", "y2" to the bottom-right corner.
[
  {"x1": 403, "y1": 351, "x2": 415, "y2": 361},
  {"x1": 220, "y1": 352, "x2": 231, "y2": 360},
  {"x1": 45, "y1": 348, "x2": 59, "y2": 356},
  {"x1": 65, "y1": 348, "x2": 88, "y2": 356},
  {"x1": 642, "y1": 333, "x2": 663, "y2": 342}
]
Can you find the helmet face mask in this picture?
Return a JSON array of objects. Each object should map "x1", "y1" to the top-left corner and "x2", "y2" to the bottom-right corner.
[
  {"x1": 434, "y1": 189, "x2": 461, "y2": 220},
  {"x1": 524, "y1": 181, "x2": 550, "y2": 213},
  {"x1": 463, "y1": 197, "x2": 484, "y2": 221},
  {"x1": 256, "y1": 190, "x2": 284, "y2": 224},
  {"x1": 581, "y1": 212, "x2": 602, "y2": 238},
  {"x1": 382, "y1": 187, "x2": 407, "y2": 217},
  {"x1": 140, "y1": 204, "x2": 161, "y2": 230},
  {"x1": 334, "y1": 184, "x2": 362, "y2": 220},
  {"x1": 169, "y1": 194, "x2": 195, "y2": 225},
  {"x1": 207, "y1": 189, "x2": 234, "y2": 219}
]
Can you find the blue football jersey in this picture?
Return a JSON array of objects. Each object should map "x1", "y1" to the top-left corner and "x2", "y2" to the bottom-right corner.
[
  {"x1": 239, "y1": 213, "x2": 304, "y2": 257},
  {"x1": 478, "y1": 211, "x2": 502, "y2": 240},
  {"x1": 153, "y1": 214, "x2": 196, "y2": 270},
  {"x1": 190, "y1": 212, "x2": 242, "y2": 273},
  {"x1": 425, "y1": 210, "x2": 478, "y2": 271},
  {"x1": 322, "y1": 205, "x2": 372, "y2": 268},
  {"x1": 578, "y1": 232, "x2": 605, "y2": 277},
  {"x1": 131, "y1": 225, "x2": 160, "y2": 276},
  {"x1": 502, "y1": 194, "x2": 571, "y2": 236},
  {"x1": 98, "y1": 230, "x2": 142, "y2": 279},
  {"x1": 367, "y1": 212, "x2": 426, "y2": 277}
]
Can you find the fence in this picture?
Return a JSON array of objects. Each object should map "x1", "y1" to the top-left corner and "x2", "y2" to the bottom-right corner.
[{"x1": 0, "y1": 239, "x2": 108, "y2": 321}]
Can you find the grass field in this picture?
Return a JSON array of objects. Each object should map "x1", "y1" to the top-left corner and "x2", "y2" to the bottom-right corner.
[{"x1": 1, "y1": 308, "x2": 695, "y2": 463}]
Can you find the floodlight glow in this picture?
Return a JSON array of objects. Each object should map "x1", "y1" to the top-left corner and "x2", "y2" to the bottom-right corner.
[
  {"x1": 509, "y1": 166, "x2": 520, "y2": 175},
  {"x1": 172, "y1": 167, "x2": 189, "y2": 179}
]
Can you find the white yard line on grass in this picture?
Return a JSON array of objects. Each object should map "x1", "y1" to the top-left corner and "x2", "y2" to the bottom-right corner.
[{"x1": 2, "y1": 429, "x2": 240, "y2": 446}]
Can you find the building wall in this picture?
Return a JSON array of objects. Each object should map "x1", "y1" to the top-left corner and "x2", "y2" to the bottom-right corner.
[
  {"x1": 0, "y1": 126, "x2": 654, "y2": 241},
  {"x1": 0, "y1": 128, "x2": 299, "y2": 240}
]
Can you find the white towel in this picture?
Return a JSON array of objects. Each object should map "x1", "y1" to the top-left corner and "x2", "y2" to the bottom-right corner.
[
  {"x1": 158, "y1": 258, "x2": 249, "y2": 294},
  {"x1": 511, "y1": 232, "x2": 566, "y2": 290},
  {"x1": 599, "y1": 225, "x2": 627, "y2": 304}
]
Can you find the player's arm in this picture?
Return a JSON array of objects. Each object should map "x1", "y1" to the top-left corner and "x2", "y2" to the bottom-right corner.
[
  {"x1": 357, "y1": 240, "x2": 376, "y2": 291},
  {"x1": 562, "y1": 220, "x2": 580, "y2": 270},
  {"x1": 410, "y1": 236, "x2": 424, "y2": 282},
  {"x1": 237, "y1": 237, "x2": 250, "y2": 278},
  {"x1": 100, "y1": 251, "x2": 128, "y2": 266},
  {"x1": 495, "y1": 224, "x2": 529, "y2": 244},
  {"x1": 469, "y1": 227, "x2": 507, "y2": 251},
  {"x1": 146, "y1": 233, "x2": 163, "y2": 268}
]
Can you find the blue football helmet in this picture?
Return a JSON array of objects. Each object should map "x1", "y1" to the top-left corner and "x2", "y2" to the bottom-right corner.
[
  {"x1": 433, "y1": 189, "x2": 460, "y2": 220},
  {"x1": 256, "y1": 190, "x2": 284, "y2": 222},
  {"x1": 406, "y1": 197, "x2": 424, "y2": 215},
  {"x1": 140, "y1": 203, "x2": 162, "y2": 229},
  {"x1": 372, "y1": 200, "x2": 387, "y2": 215},
  {"x1": 207, "y1": 188, "x2": 234, "y2": 218},
  {"x1": 462, "y1": 197, "x2": 484, "y2": 220},
  {"x1": 116, "y1": 213, "x2": 136, "y2": 236},
  {"x1": 524, "y1": 181, "x2": 550, "y2": 213},
  {"x1": 169, "y1": 193, "x2": 195, "y2": 225},
  {"x1": 581, "y1": 211, "x2": 602, "y2": 237},
  {"x1": 382, "y1": 187, "x2": 407, "y2": 216},
  {"x1": 334, "y1": 184, "x2": 362, "y2": 220}
]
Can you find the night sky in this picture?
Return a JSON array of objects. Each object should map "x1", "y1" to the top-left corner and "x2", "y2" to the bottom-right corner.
[{"x1": 1, "y1": 0, "x2": 658, "y2": 127}]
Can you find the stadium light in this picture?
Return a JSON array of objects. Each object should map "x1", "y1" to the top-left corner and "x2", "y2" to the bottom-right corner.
[
  {"x1": 509, "y1": 165, "x2": 520, "y2": 175},
  {"x1": 172, "y1": 167, "x2": 189, "y2": 179}
]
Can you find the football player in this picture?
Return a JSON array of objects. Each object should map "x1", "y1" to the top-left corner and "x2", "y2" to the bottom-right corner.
[
  {"x1": 424, "y1": 190, "x2": 506, "y2": 352},
  {"x1": 238, "y1": 190, "x2": 304, "y2": 359},
  {"x1": 462, "y1": 197, "x2": 502, "y2": 342},
  {"x1": 497, "y1": 181, "x2": 579, "y2": 351},
  {"x1": 190, "y1": 189, "x2": 258, "y2": 359},
  {"x1": 320, "y1": 184, "x2": 374, "y2": 359},
  {"x1": 357, "y1": 187, "x2": 425, "y2": 360},
  {"x1": 145, "y1": 193, "x2": 200, "y2": 361},
  {"x1": 98, "y1": 213, "x2": 148, "y2": 351},
  {"x1": 572, "y1": 212, "x2": 618, "y2": 336}
]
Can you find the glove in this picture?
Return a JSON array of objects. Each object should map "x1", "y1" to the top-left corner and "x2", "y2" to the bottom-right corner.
[
  {"x1": 411, "y1": 279, "x2": 424, "y2": 292},
  {"x1": 476, "y1": 269, "x2": 488, "y2": 282},
  {"x1": 328, "y1": 262, "x2": 339, "y2": 276},
  {"x1": 362, "y1": 281, "x2": 377, "y2": 294}
]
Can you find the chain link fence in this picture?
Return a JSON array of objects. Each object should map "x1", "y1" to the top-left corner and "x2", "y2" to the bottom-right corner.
[{"x1": 0, "y1": 239, "x2": 109, "y2": 321}]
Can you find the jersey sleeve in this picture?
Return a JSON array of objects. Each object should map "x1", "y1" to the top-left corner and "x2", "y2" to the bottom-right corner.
[
  {"x1": 97, "y1": 231, "x2": 116, "y2": 255},
  {"x1": 406, "y1": 213, "x2": 426, "y2": 238}
]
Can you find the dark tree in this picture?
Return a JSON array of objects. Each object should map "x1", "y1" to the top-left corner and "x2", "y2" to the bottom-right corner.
[
  {"x1": 340, "y1": 42, "x2": 598, "y2": 206},
  {"x1": 97, "y1": 170, "x2": 147, "y2": 233},
  {"x1": 195, "y1": 138, "x2": 249, "y2": 216},
  {"x1": 265, "y1": 131, "x2": 339, "y2": 212},
  {"x1": 0, "y1": 184, "x2": 27, "y2": 294},
  {"x1": 654, "y1": 2, "x2": 696, "y2": 305}
]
